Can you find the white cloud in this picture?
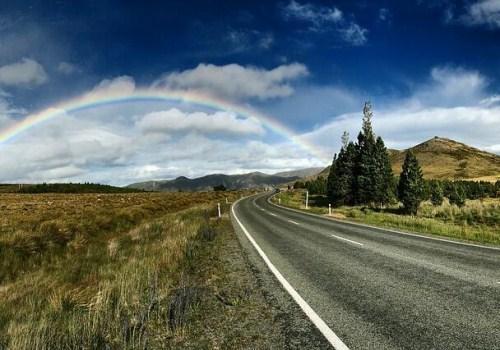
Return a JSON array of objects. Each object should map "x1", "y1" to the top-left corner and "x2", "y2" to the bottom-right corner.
[
  {"x1": 283, "y1": 0, "x2": 343, "y2": 25},
  {"x1": 152, "y1": 63, "x2": 309, "y2": 101},
  {"x1": 0, "y1": 58, "x2": 48, "y2": 86},
  {"x1": 57, "y1": 61, "x2": 79, "y2": 75},
  {"x1": 137, "y1": 108, "x2": 265, "y2": 136},
  {"x1": 299, "y1": 66, "x2": 500, "y2": 156},
  {"x1": 282, "y1": 0, "x2": 367, "y2": 45},
  {"x1": 461, "y1": 0, "x2": 500, "y2": 28}
]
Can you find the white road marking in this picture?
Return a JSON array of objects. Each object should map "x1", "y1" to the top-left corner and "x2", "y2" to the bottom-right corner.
[
  {"x1": 232, "y1": 200, "x2": 350, "y2": 350},
  {"x1": 269, "y1": 212, "x2": 277, "y2": 217},
  {"x1": 331, "y1": 234, "x2": 363, "y2": 246},
  {"x1": 267, "y1": 195, "x2": 500, "y2": 251},
  {"x1": 288, "y1": 219, "x2": 300, "y2": 225}
]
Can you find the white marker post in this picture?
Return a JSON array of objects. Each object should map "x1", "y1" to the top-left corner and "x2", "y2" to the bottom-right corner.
[
  {"x1": 305, "y1": 191, "x2": 309, "y2": 209},
  {"x1": 329, "y1": 203, "x2": 332, "y2": 216},
  {"x1": 217, "y1": 203, "x2": 221, "y2": 218},
  {"x1": 278, "y1": 197, "x2": 281, "y2": 205}
]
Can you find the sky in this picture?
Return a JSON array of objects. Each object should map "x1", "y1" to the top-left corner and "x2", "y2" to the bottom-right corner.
[{"x1": 0, "y1": 0, "x2": 499, "y2": 185}]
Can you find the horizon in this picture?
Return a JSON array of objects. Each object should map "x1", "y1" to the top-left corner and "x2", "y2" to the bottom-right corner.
[{"x1": 1, "y1": 1, "x2": 500, "y2": 185}]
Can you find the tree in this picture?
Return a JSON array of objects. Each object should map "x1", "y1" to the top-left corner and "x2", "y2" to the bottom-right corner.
[
  {"x1": 429, "y1": 181, "x2": 444, "y2": 206},
  {"x1": 354, "y1": 102, "x2": 377, "y2": 205},
  {"x1": 213, "y1": 184, "x2": 226, "y2": 191},
  {"x1": 448, "y1": 183, "x2": 466, "y2": 207},
  {"x1": 373, "y1": 136, "x2": 395, "y2": 207},
  {"x1": 327, "y1": 138, "x2": 356, "y2": 206},
  {"x1": 398, "y1": 151, "x2": 424, "y2": 215}
]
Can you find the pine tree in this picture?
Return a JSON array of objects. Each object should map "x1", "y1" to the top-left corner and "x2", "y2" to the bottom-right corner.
[
  {"x1": 398, "y1": 151, "x2": 424, "y2": 215},
  {"x1": 448, "y1": 183, "x2": 466, "y2": 207},
  {"x1": 373, "y1": 136, "x2": 394, "y2": 207},
  {"x1": 354, "y1": 102, "x2": 377, "y2": 205},
  {"x1": 327, "y1": 136, "x2": 356, "y2": 206},
  {"x1": 430, "y1": 181, "x2": 444, "y2": 206}
]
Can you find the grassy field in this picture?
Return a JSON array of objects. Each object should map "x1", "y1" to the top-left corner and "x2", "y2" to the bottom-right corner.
[
  {"x1": 274, "y1": 190, "x2": 500, "y2": 245},
  {"x1": 0, "y1": 191, "x2": 288, "y2": 349}
]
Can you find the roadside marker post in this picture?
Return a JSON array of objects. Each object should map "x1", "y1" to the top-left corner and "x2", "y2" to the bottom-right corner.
[
  {"x1": 329, "y1": 203, "x2": 331, "y2": 216},
  {"x1": 217, "y1": 203, "x2": 221, "y2": 218},
  {"x1": 278, "y1": 197, "x2": 281, "y2": 205},
  {"x1": 305, "y1": 191, "x2": 309, "y2": 209}
]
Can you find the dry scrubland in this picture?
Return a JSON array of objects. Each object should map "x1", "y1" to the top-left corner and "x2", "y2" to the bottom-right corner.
[
  {"x1": 275, "y1": 191, "x2": 500, "y2": 245},
  {"x1": 0, "y1": 191, "x2": 285, "y2": 349}
]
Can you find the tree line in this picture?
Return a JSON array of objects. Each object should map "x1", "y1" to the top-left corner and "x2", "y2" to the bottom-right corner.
[
  {"x1": 17, "y1": 182, "x2": 144, "y2": 194},
  {"x1": 299, "y1": 102, "x2": 500, "y2": 215}
]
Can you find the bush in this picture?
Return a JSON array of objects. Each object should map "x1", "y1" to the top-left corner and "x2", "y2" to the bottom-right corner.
[
  {"x1": 430, "y1": 182, "x2": 444, "y2": 206},
  {"x1": 448, "y1": 184, "x2": 466, "y2": 207}
]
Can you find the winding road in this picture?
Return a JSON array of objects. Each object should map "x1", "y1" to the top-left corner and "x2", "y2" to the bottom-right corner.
[{"x1": 231, "y1": 192, "x2": 500, "y2": 350}]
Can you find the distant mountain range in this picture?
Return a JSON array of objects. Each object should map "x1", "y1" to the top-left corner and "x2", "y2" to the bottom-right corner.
[
  {"x1": 128, "y1": 137, "x2": 500, "y2": 192},
  {"x1": 317, "y1": 137, "x2": 500, "y2": 181},
  {"x1": 127, "y1": 172, "x2": 300, "y2": 192}
]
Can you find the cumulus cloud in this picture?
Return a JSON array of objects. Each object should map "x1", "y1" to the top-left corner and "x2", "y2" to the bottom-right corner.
[
  {"x1": 281, "y1": 0, "x2": 367, "y2": 45},
  {"x1": 299, "y1": 66, "x2": 500, "y2": 156},
  {"x1": 137, "y1": 108, "x2": 265, "y2": 136},
  {"x1": 461, "y1": 0, "x2": 500, "y2": 28},
  {"x1": 152, "y1": 63, "x2": 308, "y2": 101},
  {"x1": 0, "y1": 58, "x2": 48, "y2": 86},
  {"x1": 88, "y1": 75, "x2": 136, "y2": 96}
]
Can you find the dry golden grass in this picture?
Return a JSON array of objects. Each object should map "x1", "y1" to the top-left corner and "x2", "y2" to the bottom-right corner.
[{"x1": 0, "y1": 191, "x2": 250, "y2": 349}]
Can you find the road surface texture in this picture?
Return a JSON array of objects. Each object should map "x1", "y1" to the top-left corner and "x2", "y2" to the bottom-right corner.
[{"x1": 231, "y1": 192, "x2": 500, "y2": 350}]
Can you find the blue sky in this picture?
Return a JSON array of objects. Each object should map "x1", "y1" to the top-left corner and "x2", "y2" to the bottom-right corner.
[{"x1": 0, "y1": 0, "x2": 499, "y2": 184}]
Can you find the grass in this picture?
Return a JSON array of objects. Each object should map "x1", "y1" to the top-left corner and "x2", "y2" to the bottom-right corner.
[
  {"x1": 274, "y1": 190, "x2": 500, "y2": 245},
  {"x1": 0, "y1": 190, "x2": 286, "y2": 349}
]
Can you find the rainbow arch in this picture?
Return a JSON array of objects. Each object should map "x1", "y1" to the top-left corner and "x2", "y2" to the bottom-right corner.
[{"x1": 0, "y1": 88, "x2": 329, "y2": 161}]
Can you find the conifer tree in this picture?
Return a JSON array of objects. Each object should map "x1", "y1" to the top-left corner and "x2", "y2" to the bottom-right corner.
[
  {"x1": 354, "y1": 102, "x2": 377, "y2": 205},
  {"x1": 398, "y1": 151, "x2": 424, "y2": 215},
  {"x1": 327, "y1": 134, "x2": 356, "y2": 206},
  {"x1": 430, "y1": 181, "x2": 444, "y2": 206},
  {"x1": 373, "y1": 136, "x2": 394, "y2": 207},
  {"x1": 448, "y1": 183, "x2": 466, "y2": 207}
]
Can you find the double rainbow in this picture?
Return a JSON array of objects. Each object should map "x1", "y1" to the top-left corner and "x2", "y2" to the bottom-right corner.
[{"x1": 0, "y1": 88, "x2": 329, "y2": 162}]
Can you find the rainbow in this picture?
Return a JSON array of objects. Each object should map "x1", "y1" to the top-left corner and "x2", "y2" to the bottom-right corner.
[{"x1": 0, "y1": 88, "x2": 329, "y2": 161}]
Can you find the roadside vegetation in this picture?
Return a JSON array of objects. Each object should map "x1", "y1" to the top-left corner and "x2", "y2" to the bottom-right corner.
[
  {"x1": 279, "y1": 102, "x2": 499, "y2": 245},
  {"x1": 0, "y1": 190, "x2": 285, "y2": 349}
]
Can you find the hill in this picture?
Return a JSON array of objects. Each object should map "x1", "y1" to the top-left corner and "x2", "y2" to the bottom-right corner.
[
  {"x1": 316, "y1": 137, "x2": 500, "y2": 181},
  {"x1": 273, "y1": 167, "x2": 324, "y2": 178},
  {"x1": 127, "y1": 171, "x2": 300, "y2": 191}
]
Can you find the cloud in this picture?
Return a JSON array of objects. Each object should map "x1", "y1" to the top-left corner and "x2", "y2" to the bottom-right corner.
[
  {"x1": 282, "y1": 0, "x2": 343, "y2": 25},
  {"x1": 85, "y1": 75, "x2": 136, "y2": 97},
  {"x1": 57, "y1": 61, "x2": 80, "y2": 75},
  {"x1": 412, "y1": 66, "x2": 488, "y2": 107},
  {"x1": 136, "y1": 108, "x2": 265, "y2": 136},
  {"x1": 0, "y1": 58, "x2": 48, "y2": 86},
  {"x1": 298, "y1": 66, "x2": 500, "y2": 156},
  {"x1": 461, "y1": 0, "x2": 500, "y2": 28},
  {"x1": 152, "y1": 63, "x2": 309, "y2": 101},
  {"x1": 281, "y1": 0, "x2": 367, "y2": 46},
  {"x1": 225, "y1": 29, "x2": 274, "y2": 53}
]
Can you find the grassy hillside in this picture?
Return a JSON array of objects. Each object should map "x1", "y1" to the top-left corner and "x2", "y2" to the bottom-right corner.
[
  {"x1": 0, "y1": 191, "x2": 294, "y2": 348},
  {"x1": 316, "y1": 137, "x2": 500, "y2": 181},
  {"x1": 389, "y1": 137, "x2": 500, "y2": 180}
]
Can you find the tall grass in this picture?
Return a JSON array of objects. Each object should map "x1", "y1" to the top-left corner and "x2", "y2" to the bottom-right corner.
[
  {"x1": 0, "y1": 191, "x2": 243, "y2": 349},
  {"x1": 274, "y1": 191, "x2": 500, "y2": 245}
]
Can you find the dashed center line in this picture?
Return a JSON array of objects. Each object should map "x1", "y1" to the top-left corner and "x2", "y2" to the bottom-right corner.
[
  {"x1": 331, "y1": 234, "x2": 363, "y2": 246},
  {"x1": 288, "y1": 219, "x2": 300, "y2": 225},
  {"x1": 269, "y1": 212, "x2": 277, "y2": 217}
]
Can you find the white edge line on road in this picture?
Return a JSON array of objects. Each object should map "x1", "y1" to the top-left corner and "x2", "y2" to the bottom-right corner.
[
  {"x1": 331, "y1": 234, "x2": 363, "y2": 246},
  {"x1": 231, "y1": 199, "x2": 350, "y2": 350},
  {"x1": 288, "y1": 219, "x2": 300, "y2": 225},
  {"x1": 269, "y1": 212, "x2": 277, "y2": 217},
  {"x1": 267, "y1": 194, "x2": 500, "y2": 252}
]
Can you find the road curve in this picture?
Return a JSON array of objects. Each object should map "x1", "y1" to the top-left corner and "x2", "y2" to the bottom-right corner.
[{"x1": 231, "y1": 192, "x2": 500, "y2": 350}]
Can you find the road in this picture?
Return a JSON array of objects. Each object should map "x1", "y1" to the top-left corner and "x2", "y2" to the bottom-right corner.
[{"x1": 231, "y1": 192, "x2": 500, "y2": 350}]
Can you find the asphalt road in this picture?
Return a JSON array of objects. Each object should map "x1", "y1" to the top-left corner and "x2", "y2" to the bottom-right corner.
[{"x1": 231, "y1": 192, "x2": 500, "y2": 350}]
